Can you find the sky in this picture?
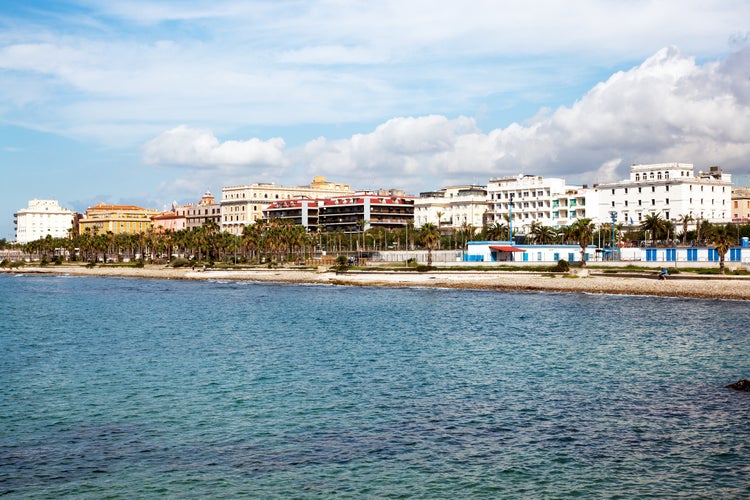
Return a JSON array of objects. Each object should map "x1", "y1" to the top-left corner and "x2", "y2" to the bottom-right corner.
[{"x1": 2, "y1": 0, "x2": 750, "y2": 240}]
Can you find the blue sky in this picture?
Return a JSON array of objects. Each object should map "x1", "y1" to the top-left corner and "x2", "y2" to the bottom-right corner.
[{"x1": 2, "y1": 0, "x2": 750, "y2": 240}]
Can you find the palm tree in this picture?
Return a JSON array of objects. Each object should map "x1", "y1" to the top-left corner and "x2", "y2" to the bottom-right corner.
[
  {"x1": 707, "y1": 224, "x2": 735, "y2": 274},
  {"x1": 678, "y1": 214, "x2": 694, "y2": 245},
  {"x1": 417, "y1": 223, "x2": 441, "y2": 267},
  {"x1": 530, "y1": 221, "x2": 557, "y2": 245},
  {"x1": 640, "y1": 213, "x2": 668, "y2": 245},
  {"x1": 485, "y1": 221, "x2": 507, "y2": 241},
  {"x1": 570, "y1": 218, "x2": 594, "y2": 266}
]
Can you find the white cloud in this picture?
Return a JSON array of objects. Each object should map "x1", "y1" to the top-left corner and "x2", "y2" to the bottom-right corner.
[
  {"x1": 143, "y1": 125, "x2": 287, "y2": 168},
  {"x1": 294, "y1": 46, "x2": 750, "y2": 191}
]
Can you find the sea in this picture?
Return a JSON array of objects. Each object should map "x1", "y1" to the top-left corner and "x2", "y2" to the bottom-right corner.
[{"x1": 2, "y1": 273, "x2": 750, "y2": 499}]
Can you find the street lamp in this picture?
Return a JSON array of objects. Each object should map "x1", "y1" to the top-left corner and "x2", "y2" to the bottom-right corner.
[
  {"x1": 508, "y1": 193, "x2": 514, "y2": 244},
  {"x1": 609, "y1": 211, "x2": 617, "y2": 261}
]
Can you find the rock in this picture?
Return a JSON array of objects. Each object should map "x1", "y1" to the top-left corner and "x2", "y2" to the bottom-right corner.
[{"x1": 726, "y1": 379, "x2": 750, "y2": 391}]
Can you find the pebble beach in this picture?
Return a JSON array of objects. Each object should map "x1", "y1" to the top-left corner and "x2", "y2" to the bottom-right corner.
[{"x1": 6, "y1": 264, "x2": 750, "y2": 300}]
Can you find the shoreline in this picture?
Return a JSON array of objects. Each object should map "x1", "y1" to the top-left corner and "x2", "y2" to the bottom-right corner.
[{"x1": 4, "y1": 264, "x2": 750, "y2": 300}]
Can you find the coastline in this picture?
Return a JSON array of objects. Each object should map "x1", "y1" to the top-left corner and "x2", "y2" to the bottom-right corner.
[{"x1": 4, "y1": 264, "x2": 750, "y2": 300}]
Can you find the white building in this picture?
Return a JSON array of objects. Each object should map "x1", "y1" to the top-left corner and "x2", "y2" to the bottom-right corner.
[
  {"x1": 597, "y1": 163, "x2": 732, "y2": 227},
  {"x1": 221, "y1": 176, "x2": 354, "y2": 235},
  {"x1": 14, "y1": 199, "x2": 76, "y2": 244},
  {"x1": 486, "y1": 175, "x2": 599, "y2": 234},
  {"x1": 414, "y1": 185, "x2": 487, "y2": 230}
]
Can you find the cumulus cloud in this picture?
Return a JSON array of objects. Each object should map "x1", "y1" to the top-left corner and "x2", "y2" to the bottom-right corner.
[
  {"x1": 143, "y1": 125, "x2": 287, "y2": 168},
  {"x1": 145, "y1": 46, "x2": 750, "y2": 196},
  {"x1": 297, "y1": 46, "x2": 750, "y2": 191}
]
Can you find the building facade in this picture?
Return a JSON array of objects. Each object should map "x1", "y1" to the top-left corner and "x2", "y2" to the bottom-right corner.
[
  {"x1": 732, "y1": 187, "x2": 750, "y2": 222},
  {"x1": 486, "y1": 175, "x2": 597, "y2": 234},
  {"x1": 596, "y1": 163, "x2": 732, "y2": 227},
  {"x1": 221, "y1": 176, "x2": 354, "y2": 235},
  {"x1": 14, "y1": 199, "x2": 77, "y2": 243},
  {"x1": 318, "y1": 192, "x2": 414, "y2": 233},
  {"x1": 414, "y1": 185, "x2": 487, "y2": 230},
  {"x1": 78, "y1": 203, "x2": 159, "y2": 235},
  {"x1": 176, "y1": 191, "x2": 221, "y2": 230},
  {"x1": 264, "y1": 198, "x2": 320, "y2": 230}
]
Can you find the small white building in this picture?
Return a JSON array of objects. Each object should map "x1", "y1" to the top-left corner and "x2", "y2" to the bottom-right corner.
[
  {"x1": 486, "y1": 175, "x2": 599, "y2": 234},
  {"x1": 14, "y1": 199, "x2": 76, "y2": 244},
  {"x1": 414, "y1": 185, "x2": 487, "y2": 230},
  {"x1": 596, "y1": 163, "x2": 732, "y2": 228},
  {"x1": 465, "y1": 241, "x2": 598, "y2": 263}
]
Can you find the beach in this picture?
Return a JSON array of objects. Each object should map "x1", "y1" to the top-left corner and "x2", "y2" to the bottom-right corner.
[{"x1": 5, "y1": 264, "x2": 750, "y2": 300}]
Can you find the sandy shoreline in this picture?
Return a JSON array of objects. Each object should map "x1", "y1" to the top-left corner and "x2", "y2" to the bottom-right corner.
[{"x1": 4, "y1": 264, "x2": 750, "y2": 300}]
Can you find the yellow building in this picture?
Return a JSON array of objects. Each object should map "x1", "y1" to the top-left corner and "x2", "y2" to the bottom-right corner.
[{"x1": 79, "y1": 202, "x2": 160, "y2": 235}]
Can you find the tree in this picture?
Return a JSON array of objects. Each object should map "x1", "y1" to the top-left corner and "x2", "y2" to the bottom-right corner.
[
  {"x1": 570, "y1": 218, "x2": 594, "y2": 266},
  {"x1": 707, "y1": 224, "x2": 735, "y2": 274},
  {"x1": 485, "y1": 221, "x2": 507, "y2": 241},
  {"x1": 417, "y1": 223, "x2": 441, "y2": 267},
  {"x1": 640, "y1": 213, "x2": 668, "y2": 245},
  {"x1": 678, "y1": 214, "x2": 694, "y2": 245}
]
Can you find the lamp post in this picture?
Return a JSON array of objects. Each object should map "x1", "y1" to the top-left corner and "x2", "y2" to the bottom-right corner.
[
  {"x1": 508, "y1": 193, "x2": 514, "y2": 244},
  {"x1": 610, "y1": 211, "x2": 617, "y2": 261}
]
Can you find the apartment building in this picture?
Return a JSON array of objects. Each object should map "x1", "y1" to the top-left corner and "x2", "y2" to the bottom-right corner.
[
  {"x1": 596, "y1": 163, "x2": 732, "y2": 227},
  {"x1": 264, "y1": 198, "x2": 320, "y2": 230},
  {"x1": 413, "y1": 185, "x2": 487, "y2": 230},
  {"x1": 14, "y1": 199, "x2": 76, "y2": 243},
  {"x1": 221, "y1": 176, "x2": 353, "y2": 235},
  {"x1": 486, "y1": 175, "x2": 597, "y2": 234},
  {"x1": 318, "y1": 192, "x2": 414, "y2": 233}
]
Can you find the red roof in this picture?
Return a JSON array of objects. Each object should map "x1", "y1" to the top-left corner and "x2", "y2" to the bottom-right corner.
[{"x1": 489, "y1": 245, "x2": 525, "y2": 252}]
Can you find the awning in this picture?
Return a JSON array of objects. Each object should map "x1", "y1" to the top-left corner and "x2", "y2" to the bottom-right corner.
[{"x1": 489, "y1": 245, "x2": 525, "y2": 252}]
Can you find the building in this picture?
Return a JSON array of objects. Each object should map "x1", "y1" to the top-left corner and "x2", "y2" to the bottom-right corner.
[
  {"x1": 221, "y1": 176, "x2": 354, "y2": 235},
  {"x1": 597, "y1": 163, "x2": 732, "y2": 227},
  {"x1": 78, "y1": 202, "x2": 159, "y2": 235},
  {"x1": 176, "y1": 191, "x2": 221, "y2": 230},
  {"x1": 318, "y1": 192, "x2": 414, "y2": 233},
  {"x1": 414, "y1": 185, "x2": 487, "y2": 230},
  {"x1": 264, "y1": 198, "x2": 320, "y2": 230},
  {"x1": 486, "y1": 175, "x2": 598, "y2": 234},
  {"x1": 732, "y1": 187, "x2": 750, "y2": 222},
  {"x1": 151, "y1": 209, "x2": 185, "y2": 232},
  {"x1": 14, "y1": 199, "x2": 77, "y2": 243}
]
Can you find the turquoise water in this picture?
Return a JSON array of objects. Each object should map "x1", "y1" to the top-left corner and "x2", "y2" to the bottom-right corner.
[{"x1": 2, "y1": 274, "x2": 750, "y2": 498}]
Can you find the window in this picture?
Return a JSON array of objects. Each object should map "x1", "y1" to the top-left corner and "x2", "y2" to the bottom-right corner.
[
  {"x1": 625, "y1": 188, "x2": 628, "y2": 194},
  {"x1": 651, "y1": 186, "x2": 655, "y2": 192},
  {"x1": 635, "y1": 174, "x2": 640, "y2": 181},
  {"x1": 652, "y1": 199, "x2": 656, "y2": 205},
  {"x1": 638, "y1": 200, "x2": 642, "y2": 206},
  {"x1": 612, "y1": 189, "x2": 615, "y2": 195},
  {"x1": 638, "y1": 187, "x2": 642, "y2": 193},
  {"x1": 665, "y1": 199, "x2": 669, "y2": 205},
  {"x1": 611, "y1": 201, "x2": 615, "y2": 207},
  {"x1": 658, "y1": 172, "x2": 662, "y2": 180},
  {"x1": 625, "y1": 200, "x2": 629, "y2": 206},
  {"x1": 665, "y1": 172, "x2": 669, "y2": 179}
]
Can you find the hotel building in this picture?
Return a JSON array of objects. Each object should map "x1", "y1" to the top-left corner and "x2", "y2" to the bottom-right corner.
[
  {"x1": 414, "y1": 185, "x2": 487, "y2": 230},
  {"x1": 14, "y1": 199, "x2": 76, "y2": 244},
  {"x1": 78, "y1": 203, "x2": 159, "y2": 235},
  {"x1": 596, "y1": 163, "x2": 732, "y2": 227}
]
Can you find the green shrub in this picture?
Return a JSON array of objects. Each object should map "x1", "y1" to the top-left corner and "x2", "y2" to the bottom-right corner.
[
  {"x1": 170, "y1": 258, "x2": 191, "y2": 268},
  {"x1": 85, "y1": 261, "x2": 96, "y2": 268},
  {"x1": 416, "y1": 265, "x2": 435, "y2": 272},
  {"x1": 554, "y1": 259, "x2": 570, "y2": 272}
]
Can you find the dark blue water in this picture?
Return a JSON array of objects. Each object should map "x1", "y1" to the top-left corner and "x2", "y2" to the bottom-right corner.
[{"x1": 2, "y1": 274, "x2": 750, "y2": 498}]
